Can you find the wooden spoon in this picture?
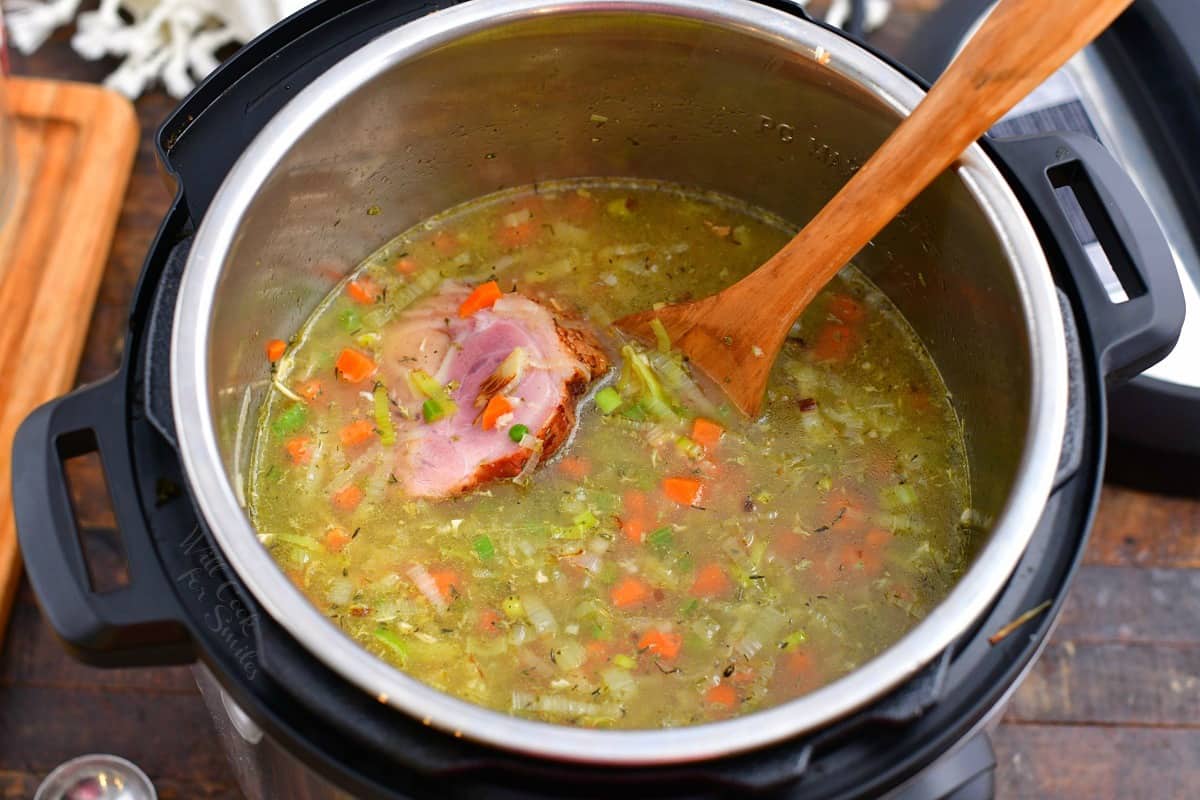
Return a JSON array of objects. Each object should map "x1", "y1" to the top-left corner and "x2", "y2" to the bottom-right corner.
[{"x1": 616, "y1": 0, "x2": 1133, "y2": 416}]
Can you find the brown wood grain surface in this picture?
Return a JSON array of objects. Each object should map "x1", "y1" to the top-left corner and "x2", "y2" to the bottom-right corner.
[
  {"x1": 0, "y1": 78, "x2": 139, "y2": 645},
  {"x1": 2, "y1": 4, "x2": 1197, "y2": 800}
]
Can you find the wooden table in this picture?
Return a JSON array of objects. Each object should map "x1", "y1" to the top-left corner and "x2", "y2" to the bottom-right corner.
[{"x1": 2, "y1": 5, "x2": 1197, "y2": 799}]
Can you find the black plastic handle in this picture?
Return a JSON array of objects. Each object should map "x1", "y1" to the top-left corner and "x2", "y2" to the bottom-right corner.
[
  {"x1": 992, "y1": 132, "x2": 1185, "y2": 386},
  {"x1": 12, "y1": 374, "x2": 193, "y2": 667}
]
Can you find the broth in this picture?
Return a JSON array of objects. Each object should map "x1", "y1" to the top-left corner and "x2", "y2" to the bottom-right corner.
[{"x1": 248, "y1": 179, "x2": 972, "y2": 729}]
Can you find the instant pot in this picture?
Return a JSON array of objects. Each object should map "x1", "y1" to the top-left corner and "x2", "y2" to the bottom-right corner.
[{"x1": 12, "y1": 0, "x2": 1185, "y2": 797}]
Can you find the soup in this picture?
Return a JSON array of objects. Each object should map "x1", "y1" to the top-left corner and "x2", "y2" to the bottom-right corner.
[{"x1": 249, "y1": 180, "x2": 972, "y2": 729}]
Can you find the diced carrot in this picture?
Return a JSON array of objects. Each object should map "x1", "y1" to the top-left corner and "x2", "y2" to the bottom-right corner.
[
  {"x1": 610, "y1": 576, "x2": 651, "y2": 608},
  {"x1": 332, "y1": 485, "x2": 364, "y2": 511},
  {"x1": 458, "y1": 281, "x2": 503, "y2": 318},
  {"x1": 829, "y1": 293, "x2": 866, "y2": 324},
  {"x1": 586, "y1": 640, "x2": 611, "y2": 662},
  {"x1": 837, "y1": 544, "x2": 882, "y2": 575},
  {"x1": 430, "y1": 570, "x2": 461, "y2": 601},
  {"x1": 507, "y1": 195, "x2": 546, "y2": 217},
  {"x1": 691, "y1": 418, "x2": 724, "y2": 449},
  {"x1": 395, "y1": 257, "x2": 418, "y2": 274},
  {"x1": 496, "y1": 221, "x2": 539, "y2": 249},
  {"x1": 340, "y1": 420, "x2": 376, "y2": 447},
  {"x1": 285, "y1": 436, "x2": 311, "y2": 465},
  {"x1": 813, "y1": 323, "x2": 857, "y2": 362},
  {"x1": 731, "y1": 668, "x2": 756, "y2": 686},
  {"x1": 265, "y1": 339, "x2": 287, "y2": 362},
  {"x1": 770, "y1": 531, "x2": 807, "y2": 561},
  {"x1": 480, "y1": 394, "x2": 513, "y2": 430},
  {"x1": 704, "y1": 682, "x2": 738, "y2": 709},
  {"x1": 663, "y1": 477, "x2": 703, "y2": 507},
  {"x1": 477, "y1": 608, "x2": 502, "y2": 635},
  {"x1": 564, "y1": 192, "x2": 596, "y2": 222},
  {"x1": 822, "y1": 486, "x2": 868, "y2": 529},
  {"x1": 784, "y1": 650, "x2": 813, "y2": 678},
  {"x1": 323, "y1": 527, "x2": 352, "y2": 553},
  {"x1": 690, "y1": 563, "x2": 732, "y2": 598},
  {"x1": 297, "y1": 379, "x2": 323, "y2": 401},
  {"x1": 335, "y1": 348, "x2": 377, "y2": 383},
  {"x1": 558, "y1": 456, "x2": 590, "y2": 479},
  {"x1": 637, "y1": 629, "x2": 682, "y2": 660},
  {"x1": 866, "y1": 528, "x2": 892, "y2": 548},
  {"x1": 624, "y1": 490, "x2": 648, "y2": 516},
  {"x1": 431, "y1": 230, "x2": 460, "y2": 256},
  {"x1": 347, "y1": 276, "x2": 382, "y2": 305},
  {"x1": 621, "y1": 517, "x2": 646, "y2": 544},
  {"x1": 621, "y1": 490, "x2": 649, "y2": 543}
]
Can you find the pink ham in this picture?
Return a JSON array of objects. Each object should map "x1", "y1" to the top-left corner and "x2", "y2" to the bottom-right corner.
[{"x1": 381, "y1": 282, "x2": 608, "y2": 498}]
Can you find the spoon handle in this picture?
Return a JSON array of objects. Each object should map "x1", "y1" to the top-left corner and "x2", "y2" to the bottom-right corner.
[{"x1": 740, "y1": 0, "x2": 1134, "y2": 319}]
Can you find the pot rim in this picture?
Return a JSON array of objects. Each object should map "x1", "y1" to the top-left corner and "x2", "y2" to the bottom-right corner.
[{"x1": 171, "y1": 0, "x2": 1069, "y2": 765}]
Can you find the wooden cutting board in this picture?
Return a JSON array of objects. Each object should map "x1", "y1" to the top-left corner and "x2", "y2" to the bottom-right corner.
[{"x1": 0, "y1": 78, "x2": 139, "y2": 645}]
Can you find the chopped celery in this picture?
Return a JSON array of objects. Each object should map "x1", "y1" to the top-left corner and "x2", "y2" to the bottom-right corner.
[
  {"x1": 750, "y1": 539, "x2": 768, "y2": 570},
  {"x1": 271, "y1": 532, "x2": 321, "y2": 552},
  {"x1": 782, "y1": 630, "x2": 808, "y2": 649},
  {"x1": 620, "y1": 344, "x2": 677, "y2": 419},
  {"x1": 339, "y1": 308, "x2": 362, "y2": 332},
  {"x1": 647, "y1": 526, "x2": 673, "y2": 552},
  {"x1": 411, "y1": 369, "x2": 458, "y2": 423},
  {"x1": 374, "y1": 627, "x2": 409, "y2": 661},
  {"x1": 422, "y1": 398, "x2": 447, "y2": 422},
  {"x1": 373, "y1": 384, "x2": 396, "y2": 446},
  {"x1": 410, "y1": 369, "x2": 445, "y2": 398},
  {"x1": 612, "y1": 653, "x2": 637, "y2": 669},
  {"x1": 473, "y1": 535, "x2": 496, "y2": 561},
  {"x1": 595, "y1": 387, "x2": 622, "y2": 414},
  {"x1": 650, "y1": 318, "x2": 672, "y2": 354},
  {"x1": 606, "y1": 198, "x2": 633, "y2": 218},
  {"x1": 675, "y1": 436, "x2": 704, "y2": 460},
  {"x1": 502, "y1": 595, "x2": 524, "y2": 618},
  {"x1": 620, "y1": 403, "x2": 647, "y2": 422},
  {"x1": 573, "y1": 510, "x2": 599, "y2": 531},
  {"x1": 271, "y1": 404, "x2": 307, "y2": 437}
]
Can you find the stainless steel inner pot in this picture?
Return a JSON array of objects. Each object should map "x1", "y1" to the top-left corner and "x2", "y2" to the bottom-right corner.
[{"x1": 171, "y1": 0, "x2": 1068, "y2": 765}]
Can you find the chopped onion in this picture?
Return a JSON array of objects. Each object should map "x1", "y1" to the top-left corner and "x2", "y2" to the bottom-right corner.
[
  {"x1": 601, "y1": 667, "x2": 637, "y2": 702},
  {"x1": 736, "y1": 607, "x2": 787, "y2": 658},
  {"x1": 553, "y1": 640, "x2": 587, "y2": 671},
  {"x1": 232, "y1": 385, "x2": 252, "y2": 508},
  {"x1": 513, "y1": 436, "x2": 544, "y2": 486},
  {"x1": 407, "y1": 564, "x2": 447, "y2": 612},
  {"x1": 503, "y1": 208, "x2": 532, "y2": 227},
  {"x1": 327, "y1": 578, "x2": 354, "y2": 607},
  {"x1": 568, "y1": 552, "x2": 602, "y2": 574},
  {"x1": 529, "y1": 695, "x2": 619, "y2": 719},
  {"x1": 521, "y1": 594, "x2": 557, "y2": 635}
]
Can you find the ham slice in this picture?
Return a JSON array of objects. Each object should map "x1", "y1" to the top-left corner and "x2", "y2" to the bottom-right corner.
[{"x1": 381, "y1": 282, "x2": 608, "y2": 499}]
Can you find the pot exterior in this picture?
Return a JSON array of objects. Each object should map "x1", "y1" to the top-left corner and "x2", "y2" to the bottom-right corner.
[{"x1": 170, "y1": 0, "x2": 1068, "y2": 764}]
